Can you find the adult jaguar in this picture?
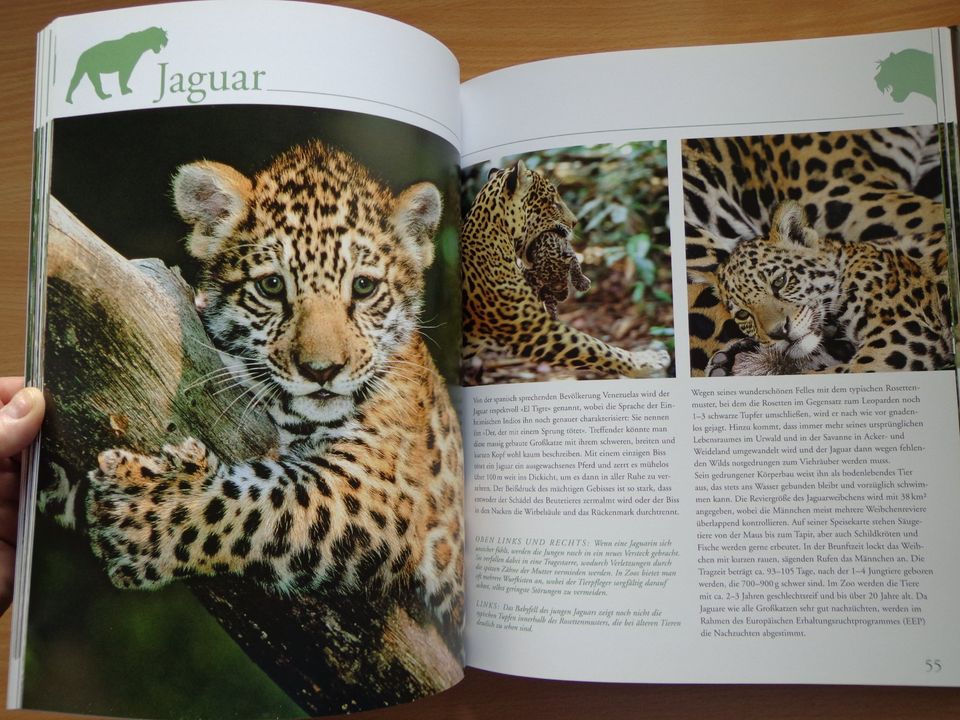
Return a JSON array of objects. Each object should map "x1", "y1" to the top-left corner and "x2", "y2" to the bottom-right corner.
[
  {"x1": 696, "y1": 200, "x2": 953, "y2": 375},
  {"x1": 462, "y1": 161, "x2": 670, "y2": 379}
]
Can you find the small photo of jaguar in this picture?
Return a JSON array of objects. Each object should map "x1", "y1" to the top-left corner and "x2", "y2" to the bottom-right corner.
[
  {"x1": 461, "y1": 141, "x2": 674, "y2": 385},
  {"x1": 683, "y1": 126, "x2": 956, "y2": 376}
]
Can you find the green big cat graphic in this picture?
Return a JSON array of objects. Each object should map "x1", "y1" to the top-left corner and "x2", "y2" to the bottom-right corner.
[
  {"x1": 66, "y1": 27, "x2": 169, "y2": 103},
  {"x1": 875, "y1": 49, "x2": 936, "y2": 104}
]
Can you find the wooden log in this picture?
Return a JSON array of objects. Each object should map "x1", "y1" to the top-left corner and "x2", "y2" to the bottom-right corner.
[
  {"x1": 43, "y1": 196, "x2": 277, "y2": 471},
  {"x1": 40, "y1": 196, "x2": 462, "y2": 715}
]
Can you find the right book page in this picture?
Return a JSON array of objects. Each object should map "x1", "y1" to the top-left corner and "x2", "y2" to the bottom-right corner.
[{"x1": 457, "y1": 27, "x2": 960, "y2": 686}]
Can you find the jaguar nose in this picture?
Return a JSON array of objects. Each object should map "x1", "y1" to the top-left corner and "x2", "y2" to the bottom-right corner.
[
  {"x1": 767, "y1": 318, "x2": 791, "y2": 340},
  {"x1": 298, "y1": 360, "x2": 344, "y2": 387}
]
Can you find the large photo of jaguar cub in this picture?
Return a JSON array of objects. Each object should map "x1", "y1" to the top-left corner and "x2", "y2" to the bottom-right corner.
[
  {"x1": 684, "y1": 125, "x2": 956, "y2": 377},
  {"x1": 29, "y1": 106, "x2": 464, "y2": 718},
  {"x1": 460, "y1": 141, "x2": 675, "y2": 386}
]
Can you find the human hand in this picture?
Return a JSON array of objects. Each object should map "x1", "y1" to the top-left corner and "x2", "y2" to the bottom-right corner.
[{"x1": 0, "y1": 378, "x2": 45, "y2": 614}]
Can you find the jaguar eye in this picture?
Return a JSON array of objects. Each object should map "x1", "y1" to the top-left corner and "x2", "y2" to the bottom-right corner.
[
  {"x1": 735, "y1": 310, "x2": 751, "y2": 321},
  {"x1": 255, "y1": 274, "x2": 285, "y2": 298},
  {"x1": 771, "y1": 275, "x2": 787, "y2": 291},
  {"x1": 352, "y1": 275, "x2": 379, "y2": 299}
]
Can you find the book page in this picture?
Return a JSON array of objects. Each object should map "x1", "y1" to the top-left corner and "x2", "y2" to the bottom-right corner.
[
  {"x1": 458, "y1": 28, "x2": 960, "y2": 686},
  {"x1": 13, "y1": 2, "x2": 465, "y2": 717}
]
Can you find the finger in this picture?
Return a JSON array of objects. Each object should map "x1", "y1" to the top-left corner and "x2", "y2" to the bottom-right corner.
[
  {"x1": 0, "y1": 539, "x2": 14, "y2": 615},
  {"x1": 0, "y1": 460, "x2": 20, "y2": 502},
  {"x1": 0, "y1": 500, "x2": 16, "y2": 546},
  {"x1": 0, "y1": 387, "x2": 45, "y2": 459},
  {"x1": 0, "y1": 378, "x2": 25, "y2": 406}
]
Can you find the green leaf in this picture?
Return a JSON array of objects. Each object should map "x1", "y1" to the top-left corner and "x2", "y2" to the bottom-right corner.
[{"x1": 650, "y1": 326, "x2": 675, "y2": 337}]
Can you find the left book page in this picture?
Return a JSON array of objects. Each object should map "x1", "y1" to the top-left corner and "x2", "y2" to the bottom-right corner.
[{"x1": 12, "y1": 2, "x2": 464, "y2": 718}]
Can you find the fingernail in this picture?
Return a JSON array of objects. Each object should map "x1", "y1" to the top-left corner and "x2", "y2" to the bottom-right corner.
[{"x1": 1, "y1": 389, "x2": 37, "y2": 420}]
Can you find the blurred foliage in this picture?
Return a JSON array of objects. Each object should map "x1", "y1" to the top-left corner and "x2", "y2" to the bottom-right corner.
[
  {"x1": 25, "y1": 517, "x2": 302, "y2": 718},
  {"x1": 515, "y1": 142, "x2": 670, "y2": 311},
  {"x1": 461, "y1": 141, "x2": 672, "y2": 326}
]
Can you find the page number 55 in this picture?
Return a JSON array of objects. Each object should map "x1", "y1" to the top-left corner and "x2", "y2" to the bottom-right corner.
[{"x1": 925, "y1": 659, "x2": 942, "y2": 673}]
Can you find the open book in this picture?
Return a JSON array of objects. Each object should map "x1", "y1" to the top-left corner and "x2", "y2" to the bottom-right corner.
[{"x1": 11, "y1": 1, "x2": 960, "y2": 717}]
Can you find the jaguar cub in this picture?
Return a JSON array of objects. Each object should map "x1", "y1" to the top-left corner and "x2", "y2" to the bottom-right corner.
[
  {"x1": 702, "y1": 201, "x2": 953, "y2": 375},
  {"x1": 519, "y1": 228, "x2": 591, "y2": 320},
  {"x1": 83, "y1": 141, "x2": 464, "y2": 628}
]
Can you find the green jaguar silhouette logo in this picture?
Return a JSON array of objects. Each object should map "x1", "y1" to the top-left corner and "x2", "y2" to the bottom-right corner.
[
  {"x1": 875, "y1": 49, "x2": 936, "y2": 105},
  {"x1": 66, "y1": 27, "x2": 169, "y2": 103}
]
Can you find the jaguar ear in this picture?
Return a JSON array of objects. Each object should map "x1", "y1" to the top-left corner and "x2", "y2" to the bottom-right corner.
[
  {"x1": 394, "y1": 182, "x2": 442, "y2": 270},
  {"x1": 502, "y1": 160, "x2": 535, "y2": 198},
  {"x1": 687, "y1": 265, "x2": 718, "y2": 287},
  {"x1": 686, "y1": 224, "x2": 732, "y2": 287},
  {"x1": 172, "y1": 161, "x2": 252, "y2": 260},
  {"x1": 770, "y1": 201, "x2": 819, "y2": 249}
]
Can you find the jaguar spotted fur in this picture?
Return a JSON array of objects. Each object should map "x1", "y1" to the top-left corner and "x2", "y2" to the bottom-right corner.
[{"x1": 684, "y1": 126, "x2": 948, "y2": 375}]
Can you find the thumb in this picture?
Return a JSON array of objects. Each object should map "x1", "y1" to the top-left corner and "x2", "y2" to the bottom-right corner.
[{"x1": 0, "y1": 388, "x2": 45, "y2": 459}]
